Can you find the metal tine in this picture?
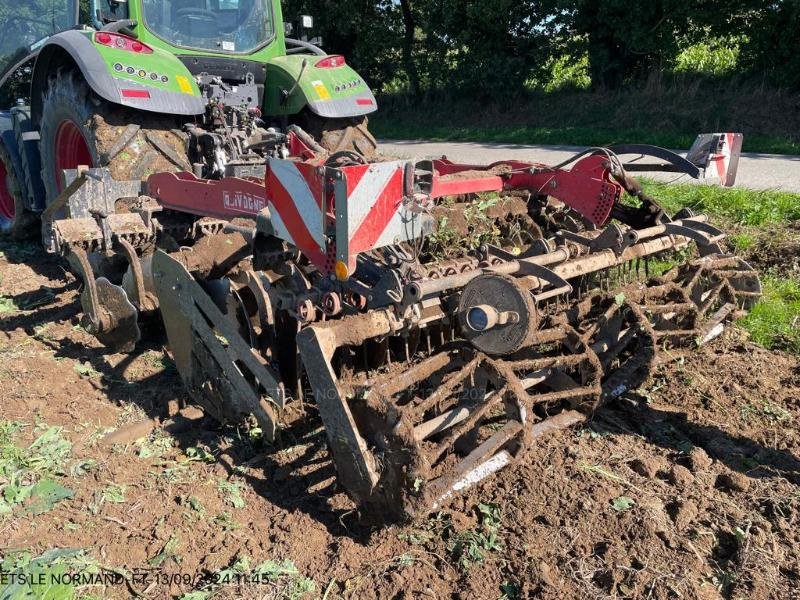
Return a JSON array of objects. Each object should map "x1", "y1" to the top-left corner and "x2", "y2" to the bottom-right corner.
[
  {"x1": 598, "y1": 325, "x2": 639, "y2": 370},
  {"x1": 408, "y1": 355, "x2": 483, "y2": 420},
  {"x1": 413, "y1": 370, "x2": 489, "y2": 441},
  {"x1": 426, "y1": 420, "x2": 525, "y2": 509},
  {"x1": 698, "y1": 280, "x2": 727, "y2": 315},
  {"x1": 374, "y1": 350, "x2": 454, "y2": 399},
  {"x1": 429, "y1": 387, "x2": 506, "y2": 465}
]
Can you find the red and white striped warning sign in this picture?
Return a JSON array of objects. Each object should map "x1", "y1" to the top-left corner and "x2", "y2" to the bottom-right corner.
[
  {"x1": 267, "y1": 159, "x2": 328, "y2": 266},
  {"x1": 709, "y1": 133, "x2": 743, "y2": 187},
  {"x1": 267, "y1": 158, "x2": 427, "y2": 274}
]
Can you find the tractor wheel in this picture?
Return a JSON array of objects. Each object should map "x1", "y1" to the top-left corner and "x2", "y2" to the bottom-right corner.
[
  {"x1": 38, "y1": 70, "x2": 190, "y2": 213},
  {"x1": 296, "y1": 110, "x2": 378, "y2": 159},
  {"x1": 0, "y1": 143, "x2": 37, "y2": 239}
]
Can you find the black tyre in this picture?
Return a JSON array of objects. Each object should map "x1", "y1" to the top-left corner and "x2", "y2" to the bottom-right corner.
[
  {"x1": 0, "y1": 142, "x2": 37, "y2": 238},
  {"x1": 38, "y1": 70, "x2": 190, "y2": 211},
  {"x1": 296, "y1": 110, "x2": 378, "y2": 159}
]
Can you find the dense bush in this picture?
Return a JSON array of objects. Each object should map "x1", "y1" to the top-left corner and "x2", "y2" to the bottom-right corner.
[{"x1": 284, "y1": 0, "x2": 800, "y2": 95}]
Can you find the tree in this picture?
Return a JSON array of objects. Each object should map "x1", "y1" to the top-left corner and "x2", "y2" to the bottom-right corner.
[
  {"x1": 398, "y1": 0, "x2": 420, "y2": 97},
  {"x1": 559, "y1": 0, "x2": 697, "y2": 89}
]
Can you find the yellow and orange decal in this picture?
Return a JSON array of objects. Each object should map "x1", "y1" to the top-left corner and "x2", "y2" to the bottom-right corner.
[
  {"x1": 176, "y1": 75, "x2": 194, "y2": 95},
  {"x1": 310, "y1": 80, "x2": 331, "y2": 100}
]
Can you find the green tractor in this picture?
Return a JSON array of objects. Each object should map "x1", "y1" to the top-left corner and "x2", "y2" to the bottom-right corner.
[{"x1": 0, "y1": 0, "x2": 378, "y2": 237}]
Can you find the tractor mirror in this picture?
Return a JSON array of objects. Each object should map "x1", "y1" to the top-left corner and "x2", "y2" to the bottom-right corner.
[{"x1": 284, "y1": 22, "x2": 293, "y2": 36}]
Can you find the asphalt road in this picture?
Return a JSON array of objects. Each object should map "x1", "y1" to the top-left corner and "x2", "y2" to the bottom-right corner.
[{"x1": 380, "y1": 139, "x2": 800, "y2": 193}]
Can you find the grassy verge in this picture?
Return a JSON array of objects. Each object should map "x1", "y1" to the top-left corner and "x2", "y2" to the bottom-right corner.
[
  {"x1": 640, "y1": 180, "x2": 800, "y2": 225},
  {"x1": 372, "y1": 121, "x2": 800, "y2": 155},
  {"x1": 373, "y1": 83, "x2": 800, "y2": 155},
  {"x1": 640, "y1": 179, "x2": 800, "y2": 354},
  {"x1": 740, "y1": 277, "x2": 800, "y2": 354}
]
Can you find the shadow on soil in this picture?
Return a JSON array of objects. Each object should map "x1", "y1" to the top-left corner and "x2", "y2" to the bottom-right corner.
[
  {"x1": 156, "y1": 388, "x2": 800, "y2": 545},
  {"x1": 0, "y1": 236, "x2": 62, "y2": 276},
  {"x1": 198, "y1": 415, "x2": 376, "y2": 543},
  {"x1": 594, "y1": 396, "x2": 800, "y2": 484},
  {"x1": 5, "y1": 238, "x2": 797, "y2": 542}
]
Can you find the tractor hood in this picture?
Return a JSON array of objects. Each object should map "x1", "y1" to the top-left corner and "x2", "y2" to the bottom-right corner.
[{"x1": 0, "y1": 0, "x2": 79, "y2": 89}]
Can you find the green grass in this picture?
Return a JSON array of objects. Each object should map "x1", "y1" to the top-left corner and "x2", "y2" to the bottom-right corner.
[
  {"x1": 640, "y1": 181, "x2": 800, "y2": 353},
  {"x1": 740, "y1": 276, "x2": 800, "y2": 354},
  {"x1": 640, "y1": 180, "x2": 800, "y2": 226},
  {"x1": 637, "y1": 180, "x2": 800, "y2": 354},
  {"x1": 372, "y1": 121, "x2": 800, "y2": 156}
]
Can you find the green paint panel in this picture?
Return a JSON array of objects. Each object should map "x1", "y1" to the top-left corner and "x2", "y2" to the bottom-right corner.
[
  {"x1": 87, "y1": 31, "x2": 201, "y2": 97},
  {"x1": 265, "y1": 55, "x2": 370, "y2": 115},
  {"x1": 71, "y1": 0, "x2": 376, "y2": 118}
]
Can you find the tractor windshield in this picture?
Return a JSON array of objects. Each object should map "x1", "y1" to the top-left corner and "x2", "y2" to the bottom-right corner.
[{"x1": 142, "y1": 0, "x2": 275, "y2": 54}]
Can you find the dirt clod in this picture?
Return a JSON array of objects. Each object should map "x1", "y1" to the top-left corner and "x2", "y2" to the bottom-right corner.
[
  {"x1": 688, "y1": 446, "x2": 714, "y2": 472},
  {"x1": 716, "y1": 471, "x2": 752, "y2": 493},
  {"x1": 671, "y1": 500, "x2": 699, "y2": 532},
  {"x1": 630, "y1": 457, "x2": 665, "y2": 478},
  {"x1": 668, "y1": 464, "x2": 695, "y2": 487}
]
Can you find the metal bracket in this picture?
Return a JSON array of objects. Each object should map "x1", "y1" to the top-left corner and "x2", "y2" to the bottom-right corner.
[
  {"x1": 604, "y1": 144, "x2": 702, "y2": 178},
  {"x1": 663, "y1": 220, "x2": 725, "y2": 255},
  {"x1": 484, "y1": 245, "x2": 573, "y2": 300},
  {"x1": 558, "y1": 223, "x2": 634, "y2": 255},
  {"x1": 61, "y1": 167, "x2": 143, "y2": 219},
  {"x1": 43, "y1": 167, "x2": 143, "y2": 252}
]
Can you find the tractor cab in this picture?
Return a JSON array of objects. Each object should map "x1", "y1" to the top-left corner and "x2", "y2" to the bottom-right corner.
[
  {"x1": 89, "y1": 0, "x2": 277, "y2": 56},
  {"x1": 140, "y1": 0, "x2": 276, "y2": 55}
]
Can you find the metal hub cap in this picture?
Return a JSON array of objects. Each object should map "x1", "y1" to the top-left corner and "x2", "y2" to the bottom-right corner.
[{"x1": 54, "y1": 120, "x2": 93, "y2": 192}]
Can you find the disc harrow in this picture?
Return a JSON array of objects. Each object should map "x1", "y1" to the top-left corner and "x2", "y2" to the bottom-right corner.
[{"x1": 39, "y1": 132, "x2": 763, "y2": 522}]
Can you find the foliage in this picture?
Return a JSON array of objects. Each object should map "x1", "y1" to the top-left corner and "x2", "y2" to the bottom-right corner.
[
  {"x1": 0, "y1": 0, "x2": 77, "y2": 105},
  {"x1": 0, "y1": 549, "x2": 98, "y2": 600},
  {"x1": 639, "y1": 180, "x2": 800, "y2": 227},
  {"x1": 611, "y1": 496, "x2": 636, "y2": 512},
  {"x1": 281, "y1": 0, "x2": 800, "y2": 97},
  {"x1": 740, "y1": 276, "x2": 800, "y2": 355},
  {"x1": 218, "y1": 480, "x2": 246, "y2": 509},
  {"x1": 445, "y1": 503, "x2": 504, "y2": 571},
  {"x1": 0, "y1": 295, "x2": 17, "y2": 313},
  {"x1": 674, "y1": 37, "x2": 743, "y2": 77},
  {"x1": 541, "y1": 53, "x2": 591, "y2": 93},
  {"x1": 177, "y1": 556, "x2": 315, "y2": 600},
  {"x1": 0, "y1": 422, "x2": 75, "y2": 518}
]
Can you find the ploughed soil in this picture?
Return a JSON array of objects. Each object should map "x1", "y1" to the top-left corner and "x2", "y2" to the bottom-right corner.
[{"x1": 1, "y1": 235, "x2": 799, "y2": 600}]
